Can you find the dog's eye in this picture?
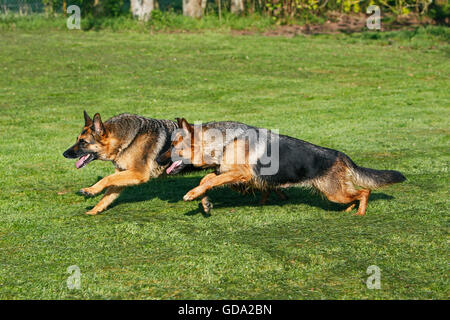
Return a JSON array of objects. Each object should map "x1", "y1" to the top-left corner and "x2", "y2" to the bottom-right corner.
[{"x1": 79, "y1": 139, "x2": 87, "y2": 145}]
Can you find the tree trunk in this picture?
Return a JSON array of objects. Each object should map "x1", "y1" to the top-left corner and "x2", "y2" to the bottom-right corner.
[
  {"x1": 183, "y1": 0, "x2": 203, "y2": 18},
  {"x1": 93, "y1": 0, "x2": 105, "y2": 16},
  {"x1": 217, "y1": 0, "x2": 221, "y2": 21},
  {"x1": 130, "y1": 0, "x2": 155, "y2": 21},
  {"x1": 201, "y1": 0, "x2": 207, "y2": 12},
  {"x1": 230, "y1": 0, "x2": 244, "y2": 14}
]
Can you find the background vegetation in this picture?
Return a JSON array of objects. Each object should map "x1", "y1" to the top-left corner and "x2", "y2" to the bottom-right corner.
[{"x1": 1, "y1": 0, "x2": 449, "y2": 26}]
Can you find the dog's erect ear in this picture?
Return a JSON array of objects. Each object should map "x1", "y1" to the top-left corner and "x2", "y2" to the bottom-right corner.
[
  {"x1": 93, "y1": 113, "x2": 106, "y2": 136},
  {"x1": 84, "y1": 110, "x2": 92, "y2": 126},
  {"x1": 176, "y1": 118, "x2": 183, "y2": 127},
  {"x1": 180, "y1": 118, "x2": 193, "y2": 134}
]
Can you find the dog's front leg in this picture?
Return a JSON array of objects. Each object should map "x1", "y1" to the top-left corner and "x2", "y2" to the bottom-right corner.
[
  {"x1": 183, "y1": 171, "x2": 251, "y2": 201},
  {"x1": 85, "y1": 186, "x2": 124, "y2": 215},
  {"x1": 80, "y1": 169, "x2": 149, "y2": 196}
]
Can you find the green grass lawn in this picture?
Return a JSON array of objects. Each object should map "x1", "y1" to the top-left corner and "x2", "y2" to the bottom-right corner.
[{"x1": 0, "y1": 27, "x2": 449, "y2": 299}]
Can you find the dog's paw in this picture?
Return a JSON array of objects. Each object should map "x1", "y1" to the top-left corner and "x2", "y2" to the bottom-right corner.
[
  {"x1": 85, "y1": 209, "x2": 100, "y2": 215},
  {"x1": 79, "y1": 188, "x2": 97, "y2": 197},
  {"x1": 183, "y1": 191, "x2": 197, "y2": 201},
  {"x1": 201, "y1": 197, "x2": 213, "y2": 214}
]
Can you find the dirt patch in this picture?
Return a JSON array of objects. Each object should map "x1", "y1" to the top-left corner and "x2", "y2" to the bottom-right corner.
[{"x1": 232, "y1": 12, "x2": 435, "y2": 37}]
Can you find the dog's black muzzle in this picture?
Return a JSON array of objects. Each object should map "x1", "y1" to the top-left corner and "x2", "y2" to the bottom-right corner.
[
  {"x1": 63, "y1": 144, "x2": 94, "y2": 159},
  {"x1": 156, "y1": 149, "x2": 172, "y2": 166},
  {"x1": 63, "y1": 146, "x2": 80, "y2": 159}
]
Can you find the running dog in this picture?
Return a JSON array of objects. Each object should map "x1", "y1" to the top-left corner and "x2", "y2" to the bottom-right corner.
[
  {"x1": 156, "y1": 118, "x2": 406, "y2": 215},
  {"x1": 63, "y1": 111, "x2": 181, "y2": 215}
]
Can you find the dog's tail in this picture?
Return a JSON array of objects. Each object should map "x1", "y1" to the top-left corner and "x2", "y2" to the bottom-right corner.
[{"x1": 348, "y1": 164, "x2": 406, "y2": 189}]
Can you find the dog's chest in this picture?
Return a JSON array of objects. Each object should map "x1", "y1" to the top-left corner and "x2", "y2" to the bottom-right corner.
[
  {"x1": 113, "y1": 160, "x2": 127, "y2": 171},
  {"x1": 113, "y1": 152, "x2": 166, "y2": 178},
  {"x1": 113, "y1": 150, "x2": 137, "y2": 171}
]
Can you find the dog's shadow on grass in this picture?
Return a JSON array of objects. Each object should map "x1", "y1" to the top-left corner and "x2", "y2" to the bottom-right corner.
[
  {"x1": 183, "y1": 188, "x2": 394, "y2": 217},
  {"x1": 83, "y1": 175, "x2": 394, "y2": 216},
  {"x1": 83, "y1": 175, "x2": 200, "y2": 211}
]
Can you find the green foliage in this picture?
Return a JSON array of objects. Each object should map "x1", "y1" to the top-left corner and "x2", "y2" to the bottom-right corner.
[
  {"x1": 259, "y1": 0, "x2": 445, "y2": 23},
  {"x1": 82, "y1": 14, "x2": 144, "y2": 31},
  {"x1": 338, "y1": 0, "x2": 361, "y2": 13},
  {"x1": 3, "y1": 0, "x2": 448, "y2": 22},
  {"x1": 428, "y1": 1, "x2": 450, "y2": 24},
  {"x1": 102, "y1": 0, "x2": 126, "y2": 17},
  {"x1": 0, "y1": 14, "x2": 67, "y2": 31},
  {"x1": 150, "y1": 8, "x2": 164, "y2": 21},
  {"x1": 38, "y1": 0, "x2": 128, "y2": 17},
  {"x1": 264, "y1": 0, "x2": 325, "y2": 24},
  {"x1": 147, "y1": 10, "x2": 274, "y2": 31},
  {"x1": 0, "y1": 10, "x2": 274, "y2": 32}
]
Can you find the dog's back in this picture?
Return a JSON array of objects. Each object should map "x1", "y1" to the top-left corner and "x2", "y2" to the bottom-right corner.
[
  {"x1": 106, "y1": 113, "x2": 177, "y2": 158},
  {"x1": 103, "y1": 114, "x2": 178, "y2": 174}
]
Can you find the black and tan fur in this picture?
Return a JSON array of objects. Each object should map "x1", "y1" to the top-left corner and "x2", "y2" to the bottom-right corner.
[
  {"x1": 157, "y1": 118, "x2": 406, "y2": 216},
  {"x1": 63, "y1": 111, "x2": 179, "y2": 215}
]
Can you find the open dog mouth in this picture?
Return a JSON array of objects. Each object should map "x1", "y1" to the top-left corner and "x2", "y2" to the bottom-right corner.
[
  {"x1": 166, "y1": 159, "x2": 184, "y2": 175},
  {"x1": 75, "y1": 154, "x2": 95, "y2": 169}
]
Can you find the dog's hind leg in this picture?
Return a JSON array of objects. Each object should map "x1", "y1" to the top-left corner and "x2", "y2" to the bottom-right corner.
[
  {"x1": 355, "y1": 189, "x2": 371, "y2": 216},
  {"x1": 85, "y1": 186, "x2": 124, "y2": 215},
  {"x1": 259, "y1": 191, "x2": 270, "y2": 205},
  {"x1": 313, "y1": 160, "x2": 373, "y2": 216},
  {"x1": 259, "y1": 190, "x2": 287, "y2": 205},
  {"x1": 275, "y1": 189, "x2": 289, "y2": 201},
  {"x1": 344, "y1": 202, "x2": 356, "y2": 212},
  {"x1": 322, "y1": 187, "x2": 371, "y2": 216}
]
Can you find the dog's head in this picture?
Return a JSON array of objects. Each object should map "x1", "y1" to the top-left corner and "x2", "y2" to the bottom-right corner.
[
  {"x1": 156, "y1": 118, "x2": 195, "y2": 175},
  {"x1": 63, "y1": 111, "x2": 111, "y2": 169}
]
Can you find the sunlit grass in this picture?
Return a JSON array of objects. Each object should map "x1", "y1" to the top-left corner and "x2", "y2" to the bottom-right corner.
[{"x1": 0, "y1": 27, "x2": 448, "y2": 299}]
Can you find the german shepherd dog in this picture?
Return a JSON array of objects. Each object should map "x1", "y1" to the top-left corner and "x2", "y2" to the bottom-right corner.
[
  {"x1": 156, "y1": 118, "x2": 406, "y2": 215},
  {"x1": 63, "y1": 111, "x2": 180, "y2": 215}
]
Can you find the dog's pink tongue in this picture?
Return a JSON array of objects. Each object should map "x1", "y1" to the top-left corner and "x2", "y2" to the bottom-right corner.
[
  {"x1": 166, "y1": 160, "x2": 182, "y2": 174},
  {"x1": 76, "y1": 155, "x2": 89, "y2": 169}
]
